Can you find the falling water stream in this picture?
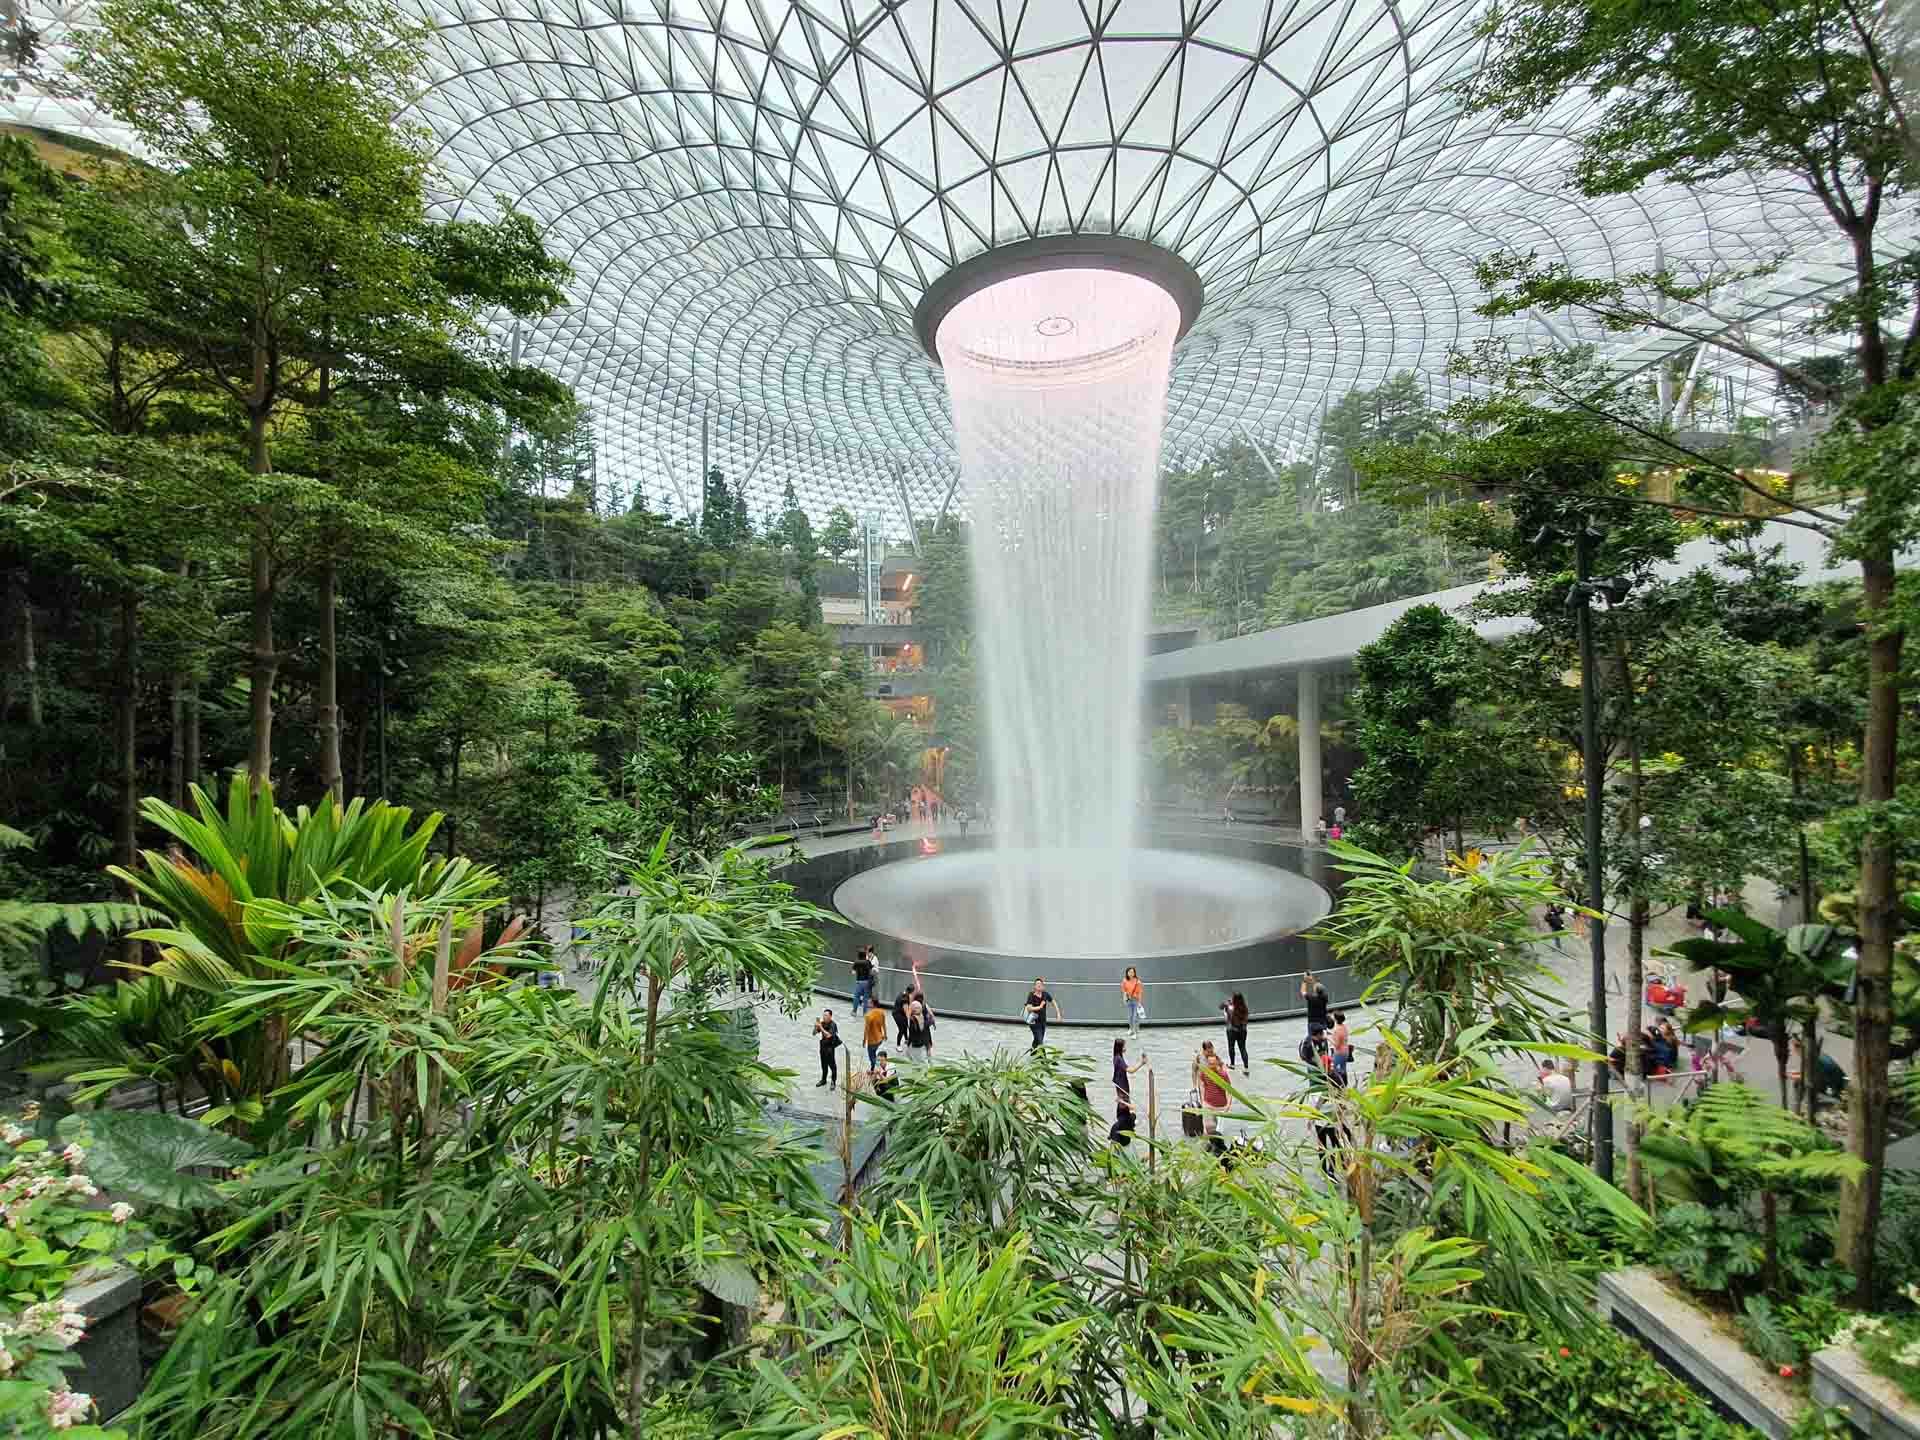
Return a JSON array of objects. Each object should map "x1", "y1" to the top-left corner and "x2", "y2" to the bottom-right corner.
[{"x1": 936, "y1": 268, "x2": 1182, "y2": 955}]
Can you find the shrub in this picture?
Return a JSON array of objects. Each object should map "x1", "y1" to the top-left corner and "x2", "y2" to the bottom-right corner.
[{"x1": 1465, "y1": 1319, "x2": 1750, "y2": 1440}]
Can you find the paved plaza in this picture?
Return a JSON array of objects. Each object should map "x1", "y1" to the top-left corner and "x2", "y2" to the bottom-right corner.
[{"x1": 548, "y1": 820, "x2": 1827, "y2": 1146}]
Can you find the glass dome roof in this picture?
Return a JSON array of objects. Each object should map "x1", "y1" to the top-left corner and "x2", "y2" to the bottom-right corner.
[{"x1": 4, "y1": 0, "x2": 1863, "y2": 528}]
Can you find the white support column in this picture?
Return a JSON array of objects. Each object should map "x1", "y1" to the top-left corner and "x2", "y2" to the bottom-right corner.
[{"x1": 1297, "y1": 666, "x2": 1322, "y2": 837}]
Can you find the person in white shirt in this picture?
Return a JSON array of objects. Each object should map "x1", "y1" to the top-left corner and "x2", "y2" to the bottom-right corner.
[{"x1": 1538, "y1": 1059, "x2": 1573, "y2": 1112}]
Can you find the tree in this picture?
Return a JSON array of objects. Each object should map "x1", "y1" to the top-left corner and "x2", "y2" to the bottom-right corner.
[
  {"x1": 626, "y1": 667, "x2": 776, "y2": 860},
  {"x1": 741, "y1": 622, "x2": 837, "y2": 794},
  {"x1": 1349, "y1": 605, "x2": 1529, "y2": 857},
  {"x1": 772, "y1": 478, "x2": 819, "y2": 619},
  {"x1": 71, "y1": 0, "x2": 447, "y2": 792},
  {"x1": 819, "y1": 504, "x2": 858, "y2": 562},
  {"x1": 1458, "y1": 0, "x2": 1918, "y2": 1298},
  {"x1": 482, "y1": 679, "x2": 608, "y2": 921},
  {"x1": 912, "y1": 518, "x2": 973, "y2": 661}
]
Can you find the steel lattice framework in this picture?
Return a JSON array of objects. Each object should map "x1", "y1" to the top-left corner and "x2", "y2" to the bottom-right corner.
[{"x1": 4, "y1": 0, "x2": 1859, "y2": 529}]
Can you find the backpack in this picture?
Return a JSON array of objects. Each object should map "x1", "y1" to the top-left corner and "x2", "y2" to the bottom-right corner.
[{"x1": 1298, "y1": 1036, "x2": 1317, "y2": 1064}]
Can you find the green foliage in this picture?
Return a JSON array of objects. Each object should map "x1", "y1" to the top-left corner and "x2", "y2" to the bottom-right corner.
[
  {"x1": 1834, "y1": 1310, "x2": 1920, "y2": 1408},
  {"x1": 1460, "y1": 1317, "x2": 1750, "y2": 1440},
  {"x1": 866, "y1": 1048, "x2": 1098, "y2": 1239},
  {"x1": 62, "y1": 1108, "x2": 252, "y2": 1212},
  {"x1": 1314, "y1": 842, "x2": 1582, "y2": 1061},
  {"x1": 0, "y1": 1125, "x2": 137, "y2": 1303},
  {"x1": 738, "y1": 1201, "x2": 1086, "y2": 1439},
  {"x1": 817, "y1": 504, "x2": 857, "y2": 562},
  {"x1": 1348, "y1": 604, "x2": 1530, "y2": 856},
  {"x1": 626, "y1": 667, "x2": 777, "y2": 860},
  {"x1": 1154, "y1": 380, "x2": 1480, "y2": 638},
  {"x1": 1670, "y1": 912, "x2": 1856, "y2": 1104},
  {"x1": 0, "y1": 822, "x2": 147, "y2": 994},
  {"x1": 1460, "y1": 0, "x2": 1913, "y2": 204},
  {"x1": 58, "y1": 776, "x2": 493, "y2": 1129},
  {"x1": 1638, "y1": 1082, "x2": 1863, "y2": 1300}
]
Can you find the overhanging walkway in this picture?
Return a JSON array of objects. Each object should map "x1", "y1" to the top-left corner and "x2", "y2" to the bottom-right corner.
[{"x1": 1145, "y1": 517, "x2": 1852, "y2": 686}]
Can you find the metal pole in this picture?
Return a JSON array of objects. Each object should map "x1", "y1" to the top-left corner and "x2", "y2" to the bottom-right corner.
[{"x1": 1576, "y1": 526, "x2": 1614, "y2": 1182}]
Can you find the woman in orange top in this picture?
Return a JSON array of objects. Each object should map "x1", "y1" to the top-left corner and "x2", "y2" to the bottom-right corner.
[
  {"x1": 1121, "y1": 966, "x2": 1145, "y2": 1037},
  {"x1": 862, "y1": 998, "x2": 887, "y2": 1070}
]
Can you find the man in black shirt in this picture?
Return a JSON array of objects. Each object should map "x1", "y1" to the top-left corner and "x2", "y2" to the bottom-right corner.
[
  {"x1": 812, "y1": 1008, "x2": 840, "y2": 1087},
  {"x1": 1301, "y1": 970, "x2": 1331, "y2": 1038},
  {"x1": 1024, "y1": 976, "x2": 1062, "y2": 1051}
]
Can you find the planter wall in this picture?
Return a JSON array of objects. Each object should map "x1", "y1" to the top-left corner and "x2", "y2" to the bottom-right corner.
[
  {"x1": 1596, "y1": 1267, "x2": 1804, "y2": 1439},
  {"x1": 1813, "y1": 1344, "x2": 1920, "y2": 1439},
  {"x1": 67, "y1": 1266, "x2": 142, "y2": 1421}
]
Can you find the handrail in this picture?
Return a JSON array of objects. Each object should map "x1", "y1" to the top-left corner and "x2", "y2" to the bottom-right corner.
[{"x1": 818, "y1": 954, "x2": 1337, "y2": 990}]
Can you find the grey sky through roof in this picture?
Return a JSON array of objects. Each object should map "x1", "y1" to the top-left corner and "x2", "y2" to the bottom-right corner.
[{"x1": 4, "y1": 0, "x2": 1874, "y2": 531}]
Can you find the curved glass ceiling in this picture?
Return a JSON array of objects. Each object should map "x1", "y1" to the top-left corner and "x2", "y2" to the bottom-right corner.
[{"x1": 5, "y1": 0, "x2": 1866, "y2": 528}]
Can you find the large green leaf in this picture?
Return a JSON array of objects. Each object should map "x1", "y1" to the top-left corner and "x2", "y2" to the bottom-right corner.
[
  {"x1": 66, "y1": 1108, "x2": 255, "y2": 1211},
  {"x1": 694, "y1": 1257, "x2": 760, "y2": 1309}
]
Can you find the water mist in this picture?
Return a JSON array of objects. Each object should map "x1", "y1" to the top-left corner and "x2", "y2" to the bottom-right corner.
[{"x1": 935, "y1": 266, "x2": 1181, "y2": 955}]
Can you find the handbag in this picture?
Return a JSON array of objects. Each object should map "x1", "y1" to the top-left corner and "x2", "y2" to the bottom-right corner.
[{"x1": 1181, "y1": 1088, "x2": 1205, "y2": 1139}]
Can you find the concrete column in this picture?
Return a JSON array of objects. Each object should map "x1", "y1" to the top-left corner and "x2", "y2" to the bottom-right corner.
[
  {"x1": 1297, "y1": 666, "x2": 1322, "y2": 837},
  {"x1": 1171, "y1": 681, "x2": 1193, "y2": 728}
]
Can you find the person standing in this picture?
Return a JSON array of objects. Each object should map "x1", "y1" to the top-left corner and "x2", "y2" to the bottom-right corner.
[
  {"x1": 1197, "y1": 1041, "x2": 1230, "y2": 1135},
  {"x1": 1121, "y1": 967, "x2": 1145, "y2": 1037},
  {"x1": 1024, "y1": 976, "x2": 1062, "y2": 1050},
  {"x1": 1311, "y1": 1046, "x2": 1348, "y2": 1178},
  {"x1": 892, "y1": 988, "x2": 911, "y2": 1046},
  {"x1": 1221, "y1": 991, "x2": 1251, "y2": 1073},
  {"x1": 957, "y1": 807, "x2": 970, "y2": 839},
  {"x1": 1543, "y1": 902, "x2": 1567, "y2": 953},
  {"x1": 812, "y1": 1008, "x2": 841, "y2": 1088},
  {"x1": 1111, "y1": 1037, "x2": 1147, "y2": 1145},
  {"x1": 905, "y1": 997, "x2": 931, "y2": 1062},
  {"x1": 1333, "y1": 803, "x2": 1346, "y2": 830},
  {"x1": 918, "y1": 989, "x2": 937, "y2": 1056},
  {"x1": 1300, "y1": 971, "x2": 1331, "y2": 1039},
  {"x1": 850, "y1": 946, "x2": 875, "y2": 1017},
  {"x1": 1328, "y1": 1010, "x2": 1351, "y2": 1083},
  {"x1": 863, "y1": 996, "x2": 887, "y2": 1070}
]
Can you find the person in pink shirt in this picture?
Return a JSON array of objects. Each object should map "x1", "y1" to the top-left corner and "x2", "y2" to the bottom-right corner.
[{"x1": 1328, "y1": 1011, "x2": 1351, "y2": 1083}]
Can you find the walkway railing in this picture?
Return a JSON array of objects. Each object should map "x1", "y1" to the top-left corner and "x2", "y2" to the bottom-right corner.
[{"x1": 814, "y1": 952, "x2": 1367, "y2": 1028}]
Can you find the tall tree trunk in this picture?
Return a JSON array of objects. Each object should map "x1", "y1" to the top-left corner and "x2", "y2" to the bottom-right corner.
[
  {"x1": 1622, "y1": 649, "x2": 1647, "y2": 1202},
  {"x1": 114, "y1": 589, "x2": 140, "y2": 964},
  {"x1": 351, "y1": 712, "x2": 368, "y2": 799},
  {"x1": 1804, "y1": 1013, "x2": 1823, "y2": 1125},
  {"x1": 375, "y1": 656, "x2": 389, "y2": 799},
  {"x1": 246, "y1": 400, "x2": 276, "y2": 794},
  {"x1": 1838, "y1": 546, "x2": 1902, "y2": 1303},
  {"x1": 1790, "y1": 742, "x2": 1816, "y2": 925},
  {"x1": 317, "y1": 557, "x2": 343, "y2": 804},
  {"x1": 183, "y1": 675, "x2": 200, "y2": 795},
  {"x1": 4, "y1": 569, "x2": 41, "y2": 727},
  {"x1": 167, "y1": 671, "x2": 184, "y2": 808},
  {"x1": 167, "y1": 558, "x2": 189, "y2": 807},
  {"x1": 446, "y1": 734, "x2": 461, "y2": 859}
]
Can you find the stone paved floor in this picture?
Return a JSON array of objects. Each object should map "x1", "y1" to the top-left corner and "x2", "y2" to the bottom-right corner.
[{"x1": 544, "y1": 819, "x2": 1826, "y2": 1144}]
